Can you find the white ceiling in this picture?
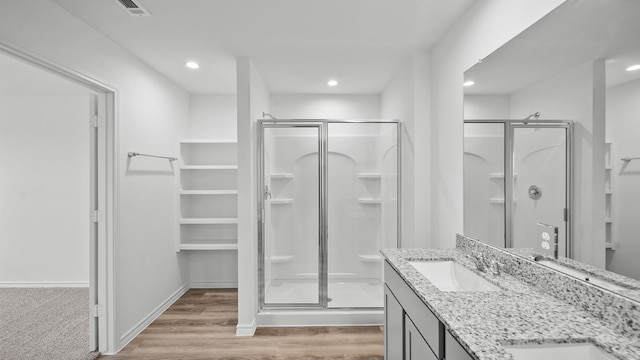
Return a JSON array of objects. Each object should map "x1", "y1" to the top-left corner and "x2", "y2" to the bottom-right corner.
[
  {"x1": 52, "y1": 0, "x2": 475, "y2": 94},
  {"x1": 0, "y1": 53, "x2": 91, "y2": 96},
  {"x1": 464, "y1": 0, "x2": 640, "y2": 96}
]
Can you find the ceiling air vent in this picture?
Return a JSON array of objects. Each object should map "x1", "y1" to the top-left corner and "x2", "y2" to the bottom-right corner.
[{"x1": 116, "y1": 0, "x2": 151, "y2": 17}]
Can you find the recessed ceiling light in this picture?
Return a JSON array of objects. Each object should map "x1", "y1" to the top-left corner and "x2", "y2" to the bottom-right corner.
[
  {"x1": 185, "y1": 61, "x2": 200, "y2": 69},
  {"x1": 463, "y1": 80, "x2": 475, "y2": 87},
  {"x1": 625, "y1": 64, "x2": 640, "y2": 72},
  {"x1": 328, "y1": 80, "x2": 338, "y2": 86}
]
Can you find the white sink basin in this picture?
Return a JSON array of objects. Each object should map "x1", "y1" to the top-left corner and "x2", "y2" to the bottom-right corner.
[
  {"x1": 504, "y1": 342, "x2": 616, "y2": 360},
  {"x1": 537, "y1": 260, "x2": 626, "y2": 292},
  {"x1": 409, "y1": 261, "x2": 500, "y2": 292}
]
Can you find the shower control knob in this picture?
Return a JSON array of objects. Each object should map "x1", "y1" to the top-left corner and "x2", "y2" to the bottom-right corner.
[{"x1": 528, "y1": 185, "x2": 542, "y2": 200}]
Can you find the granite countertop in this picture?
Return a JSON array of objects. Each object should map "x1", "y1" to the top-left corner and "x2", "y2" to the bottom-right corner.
[
  {"x1": 381, "y1": 248, "x2": 640, "y2": 360},
  {"x1": 504, "y1": 247, "x2": 640, "y2": 303}
]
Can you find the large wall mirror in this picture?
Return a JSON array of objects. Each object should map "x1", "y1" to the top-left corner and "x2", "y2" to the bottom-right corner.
[{"x1": 463, "y1": 0, "x2": 640, "y2": 298}]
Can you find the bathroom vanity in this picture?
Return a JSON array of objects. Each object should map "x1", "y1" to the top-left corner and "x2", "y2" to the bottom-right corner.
[
  {"x1": 381, "y1": 235, "x2": 640, "y2": 360},
  {"x1": 384, "y1": 259, "x2": 472, "y2": 360}
]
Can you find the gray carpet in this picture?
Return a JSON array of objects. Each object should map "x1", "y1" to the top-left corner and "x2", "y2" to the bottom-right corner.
[{"x1": 0, "y1": 288, "x2": 99, "y2": 360}]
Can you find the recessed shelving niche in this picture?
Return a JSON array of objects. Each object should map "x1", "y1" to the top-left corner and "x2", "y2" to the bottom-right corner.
[
  {"x1": 604, "y1": 141, "x2": 615, "y2": 250},
  {"x1": 177, "y1": 140, "x2": 238, "y2": 251}
]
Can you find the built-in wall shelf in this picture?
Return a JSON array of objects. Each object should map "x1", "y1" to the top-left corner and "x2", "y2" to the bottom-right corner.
[
  {"x1": 181, "y1": 165, "x2": 238, "y2": 170},
  {"x1": 271, "y1": 173, "x2": 293, "y2": 179},
  {"x1": 179, "y1": 139, "x2": 237, "y2": 144},
  {"x1": 605, "y1": 141, "x2": 614, "y2": 249},
  {"x1": 489, "y1": 198, "x2": 517, "y2": 204},
  {"x1": 268, "y1": 198, "x2": 294, "y2": 205},
  {"x1": 357, "y1": 173, "x2": 382, "y2": 179},
  {"x1": 180, "y1": 190, "x2": 238, "y2": 195},
  {"x1": 270, "y1": 255, "x2": 294, "y2": 263},
  {"x1": 358, "y1": 254, "x2": 383, "y2": 262},
  {"x1": 179, "y1": 243, "x2": 238, "y2": 251},
  {"x1": 488, "y1": 173, "x2": 517, "y2": 179},
  {"x1": 180, "y1": 218, "x2": 238, "y2": 225},
  {"x1": 358, "y1": 198, "x2": 382, "y2": 205},
  {"x1": 177, "y1": 139, "x2": 238, "y2": 252}
]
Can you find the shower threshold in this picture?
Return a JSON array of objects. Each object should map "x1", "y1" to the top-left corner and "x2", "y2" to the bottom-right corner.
[{"x1": 256, "y1": 308, "x2": 383, "y2": 327}]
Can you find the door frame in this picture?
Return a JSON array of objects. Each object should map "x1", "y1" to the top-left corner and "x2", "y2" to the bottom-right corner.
[
  {"x1": 257, "y1": 122, "x2": 326, "y2": 308},
  {"x1": 0, "y1": 41, "x2": 117, "y2": 353}
]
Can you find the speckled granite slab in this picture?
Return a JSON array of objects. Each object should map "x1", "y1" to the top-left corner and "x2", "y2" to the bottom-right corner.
[
  {"x1": 456, "y1": 234, "x2": 640, "y2": 340},
  {"x1": 503, "y1": 246, "x2": 640, "y2": 302},
  {"x1": 381, "y1": 244, "x2": 640, "y2": 360}
]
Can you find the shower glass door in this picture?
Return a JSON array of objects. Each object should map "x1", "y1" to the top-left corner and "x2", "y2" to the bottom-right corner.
[
  {"x1": 326, "y1": 123, "x2": 398, "y2": 308},
  {"x1": 511, "y1": 126, "x2": 569, "y2": 257},
  {"x1": 260, "y1": 124, "x2": 323, "y2": 307}
]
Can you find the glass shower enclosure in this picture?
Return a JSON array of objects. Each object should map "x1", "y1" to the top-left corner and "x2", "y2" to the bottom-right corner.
[
  {"x1": 258, "y1": 120, "x2": 400, "y2": 310},
  {"x1": 464, "y1": 120, "x2": 573, "y2": 257}
]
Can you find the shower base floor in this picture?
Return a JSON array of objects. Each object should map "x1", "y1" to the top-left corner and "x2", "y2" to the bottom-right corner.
[{"x1": 264, "y1": 279, "x2": 383, "y2": 308}]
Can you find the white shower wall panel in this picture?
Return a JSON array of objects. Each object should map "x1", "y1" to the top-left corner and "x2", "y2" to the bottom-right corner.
[
  {"x1": 266, "y1": 132, "x2": 393, "y2": 283},
  {"x1": 463, "y1": 135, "x2": 505, "y2": 248}
]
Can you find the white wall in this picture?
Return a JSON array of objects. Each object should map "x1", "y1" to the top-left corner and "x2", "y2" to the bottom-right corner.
[
  {"x1": 509, "y1": 60, "x2": 606, "y2": 267},
  {"x1": 606, "y1": 78, "x2": 640, "y2": 280},
  {"x1": 270, "y1": 94, "x2": 380, "y2": 120},
  {"x1": 381, "y1": 50, "x2": 430, "y2": 248},
  {"x1": 464, "y1": 95, "x2": 510, "y2": 120},
  {"x1": 236, "y1": 58, "x2": 270, "y2": 335},
  {"x1": 427, "y1": 0, "x2": 565, "y2": 248},
  {"x1": 0, "y1": 95, "x2": 90, "y2": 285},
  {"x1": 0, "y1": 0, "x2": 190, "y2": 353},
  {"x1": 188, "y1": 94, "x2": 237, "y2": 139}
]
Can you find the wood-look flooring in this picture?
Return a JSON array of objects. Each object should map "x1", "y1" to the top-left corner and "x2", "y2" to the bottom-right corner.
[{"x1": 101, "y1": 288, "x2": 384, "y2": 360}]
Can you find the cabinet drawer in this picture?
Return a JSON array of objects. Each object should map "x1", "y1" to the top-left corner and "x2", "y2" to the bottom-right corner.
[
  {"x1": 445, "y1": 330, "x2": 474, "y2": 360},
  {"x1": 385, "y1": 261, "x2": 444, "y2": 359}
]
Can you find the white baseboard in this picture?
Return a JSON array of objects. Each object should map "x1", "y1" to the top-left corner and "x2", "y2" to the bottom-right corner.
[
  {"x1": 189, "y1": 281, "x2": 238, "y2": 289},
  {"x1": 236, "y1": 318, "x2": 257, "y2": 336},
  {"x1": 118, "y1": 284, "x2": 189, "y2": 351},
  {"x1": 0, "y1": 281, "x2": 89, "y2": 288}
]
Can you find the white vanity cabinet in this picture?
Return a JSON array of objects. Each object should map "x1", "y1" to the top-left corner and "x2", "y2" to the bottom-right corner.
[{"x1": 384, "y1": 261, "x2": 474, "y2": 360}]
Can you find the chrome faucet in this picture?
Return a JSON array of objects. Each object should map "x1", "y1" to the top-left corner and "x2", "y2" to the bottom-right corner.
[
  {"x1": 468, "y1": 252, "x2": 487, "y2": 272},
  {"x1": 467, "y1": 252, "x2": 502, "y2": 276},
  {"x1": 487, "y1": 258, "x2": 502, "y2": 276}
]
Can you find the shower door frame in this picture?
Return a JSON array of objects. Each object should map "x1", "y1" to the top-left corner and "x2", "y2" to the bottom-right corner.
[
  {"x1": 257, "y1": 119, "x2": 402, "y2": 311},
  {"x1": 258, "y1": 121, "x2": 326, "y2": 309},
  {"x1": 464, "y1": 120, "x2": 574, "y2": 257}
]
